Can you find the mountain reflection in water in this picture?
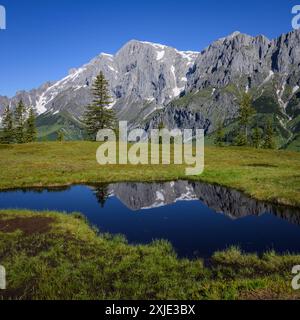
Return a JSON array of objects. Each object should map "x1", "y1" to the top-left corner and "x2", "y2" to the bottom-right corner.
[{"x1": 95, "y1": 181, "x2": 300, "y2": 225}]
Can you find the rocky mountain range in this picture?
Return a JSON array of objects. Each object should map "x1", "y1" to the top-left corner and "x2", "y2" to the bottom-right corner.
[{"x1": 1, "y1": 30, "x2": 300, "y2": 148}]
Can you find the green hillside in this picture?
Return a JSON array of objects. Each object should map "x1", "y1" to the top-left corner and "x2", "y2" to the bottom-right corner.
[{"x1": 37, "y1": 111, "x2": 86, "y2": 141}]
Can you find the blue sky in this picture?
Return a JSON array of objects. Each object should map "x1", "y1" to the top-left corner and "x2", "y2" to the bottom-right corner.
[{"x1": 0, "y1": 0, "x2": 298, "y2": 96}]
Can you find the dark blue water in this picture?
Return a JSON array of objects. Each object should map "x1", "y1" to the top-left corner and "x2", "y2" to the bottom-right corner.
[{"x1": 0, "y1": 182, "x2": 300, "y2": 258}]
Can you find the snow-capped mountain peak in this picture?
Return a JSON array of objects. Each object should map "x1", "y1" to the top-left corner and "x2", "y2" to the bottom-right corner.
[{"x1": 0, "y1": 40, "x2": 200, "y2": 123}]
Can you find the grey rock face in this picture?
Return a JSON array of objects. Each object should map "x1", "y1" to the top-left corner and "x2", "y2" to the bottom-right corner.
[
  {"x1": 141, "y1": 105, "x2": 211, "y2": 134},
  {"x1": 187, "y1": 32, "x2": 272, "y2": 90},
  {"x1": 144, "y1": 30, "x2": 300, "y2": 133},
  {"x1": 271, "y1": 30, "x2": 300, "y2": 76},
  {"x1": 0, "y1": 96, "x2": 9, "y2": 122},
  {"x1": 187, "y1": 30, "x2": 300, "y2": 91},
  {"x1": 141, "y1": 87, "x2": 239, "y2": 134}
]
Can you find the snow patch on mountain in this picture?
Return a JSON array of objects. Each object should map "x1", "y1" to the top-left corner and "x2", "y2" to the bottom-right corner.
[
  {"x1": 141, "y1": 41, "x2": 167, "y2": 50},
  {"x1": 293, "y1": 85, "x2": 299, "y2": 94},
  {"x1": 35, "y1": 92, "x2": 49, "y2": 114},
  {"x1": 100, "y1": 53, "x2": 114, "y2": 60},
  {"x1": 263, "y1": 70, "x2": 274, "y2": 85},
  {"x1": 277, "y1": 82, "x2": 288, "y2": 110},
  {"x1": 171, "y1": 65, "x2": 184, "y2": 97},
  {"x1": 156, "y1": 50, "x2": 165, "y2": 61},
  {"x1": 108, "y1": 66, "x2": 118, "y2": 73},
  {"x1": 177, "y1": 50, "x2": 198, "y2": 63}
]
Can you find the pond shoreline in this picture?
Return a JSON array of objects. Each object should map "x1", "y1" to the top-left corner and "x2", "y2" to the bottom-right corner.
[{"x1": 1, "y1": 179, "x2": 299, "y2": 211}]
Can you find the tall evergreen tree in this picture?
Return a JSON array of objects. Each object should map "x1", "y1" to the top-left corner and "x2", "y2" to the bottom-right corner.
[
  {"x1": 236, "y1": 93, "x2": 256, "y2": 145},
  {"x1": 252, "y1": 125, "x2": 262, "y2": 149},
  {"x1": 214, "y1": 121, "x2": 225, "y2": 147},
  {"x1": 84, "y1": 72, "x2": 116, "y2": 140},
  {"x1": 25, "y1": 108, "x2": 37, "y2": 143},
  {"x1": 57, "y1": 130, "x2": 64, "y2": 142},
  {"x1": 263, "y1": 119, "x2": 276, "y2": 149},
  {"x1": 234, "y1": 130, "x2": 247, "y2": 146},
  {"x1": 14, "y1": 100, "x2": 27, "y2": 144},
  {"x1": 158, "y1": 121, "x2": 165, "y2": 145},
  {"x1": 1, "y1": 106, "x2": 14, "y2": 144}
]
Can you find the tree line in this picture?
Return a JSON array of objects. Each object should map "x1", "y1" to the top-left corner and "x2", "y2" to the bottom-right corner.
[
  {"x1": 0, "y1": 71, "x2": 116, "y2": 145},
  {"x1": 0, "y1": 100, "x2": 37, "y2": 144},
  {"x1": 83, "y1": 73, "x2": 277, "y2": 150},
  {"x1": 214, "y1": 92, "x2": 276, "y2": 149},
  {"x1": 0, "y1": 73, "x2": 277, "y2": 149}
]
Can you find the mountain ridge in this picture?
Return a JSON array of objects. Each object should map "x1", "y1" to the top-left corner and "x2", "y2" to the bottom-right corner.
[{"x1": 1, "y1": 30, "x2": 300, "y2": 147}]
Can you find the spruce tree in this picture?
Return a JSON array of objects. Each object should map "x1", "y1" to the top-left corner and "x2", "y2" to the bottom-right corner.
[
  {"x1": 234, "y1": 130, "x2": 247, "y2": 146},
  {"x1": 214, "y1": 121, "x2": 225, "y2": 147},
  {"x1": 237, "y1": 93, "x2": 256, "y2": 145},
  {"x1": 158, "y1": 121, "x2": 165, "y2": 145},
  {"x1": 84, "y1": 72, "x2": 116, "y2": 140},
  {"x1": 14, "y1": 100, "x2": 27, "y2": 144},
  {"x1": 1, "y1": 106, "x2": 14, "y2": 144},
  {"x1": 263, "y1": 119, "x2": 276, "y2": 149},
  {"x1": 57, "y1": 130, "x2": 64, "y2": 141},
  {"x1": 25, "y1": 108, "x2": 37, "y2": 143},
  {"x1": 158, "y1": 122, "x2": 165, "y2": 131},
  {"x1": 252, "y1": 125, "x2": 262, "y2": 149}
]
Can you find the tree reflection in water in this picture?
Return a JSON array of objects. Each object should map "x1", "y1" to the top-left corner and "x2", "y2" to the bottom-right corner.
[{"x1": 93, "y1": 184, "x2": 110, "y2": 208}]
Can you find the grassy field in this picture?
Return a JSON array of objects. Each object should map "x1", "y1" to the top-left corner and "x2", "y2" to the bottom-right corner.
[
  {"x1": 0, "y1": 142, "x2": 299, "y2": 206},
  {"x1": 0, "y1": 209, "x2": 299, "y2": 300}
]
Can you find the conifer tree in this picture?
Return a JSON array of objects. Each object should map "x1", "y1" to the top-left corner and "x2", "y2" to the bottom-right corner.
[
  {"x1": 158, "y1": 121, "x2": 165, "y2": 145},
  {"x1": 84, "y1": 72, "x2": 116, "y2": 140},
  {"x1": 214, "y1": 121, "x2": 225, "y2": 147},
  {"x1": 234, "y1": 130, "x2": 247, "y2": 146},
  {"x1": 158, "y1": 122, "x2": 165, "y2": 131},
  {"x1": 14, "y1": 100, "x2": 27, "y2": 144},
  {"x1": 1, "y1": 106, "x2": 14, "y2": 144},
  {"x1": 57, "y1": 130, "x2": 64, "y2": 141},
  {"x1": 237, "y1": 93, "x2": 256, "y2": 145},
  {"x1": 25, "y1": 108, "x2": 37, "y2": 143},
  {"x1": 263, "y1": 119, "x2": 276, "y2": 149},
  {"x1": 252, "y1": 125, "x2": 262, "y2": 149}
]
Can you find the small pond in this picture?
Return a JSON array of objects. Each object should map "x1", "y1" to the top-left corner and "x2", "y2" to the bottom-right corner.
[{"x1": 0, "y1": 181, "x2": 300, "y2": 258}]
